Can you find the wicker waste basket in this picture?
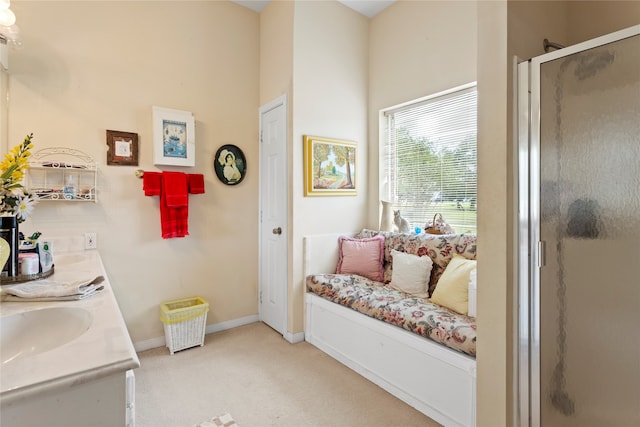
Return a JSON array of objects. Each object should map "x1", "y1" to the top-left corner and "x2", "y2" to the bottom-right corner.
[{"x1": 160, "y1": 296, "x2": 209, "y2": 355}]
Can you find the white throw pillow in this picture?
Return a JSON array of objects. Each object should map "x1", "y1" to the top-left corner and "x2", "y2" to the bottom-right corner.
[{"x1": 389, "y1": 249, "x2": 433, "y2": 298}]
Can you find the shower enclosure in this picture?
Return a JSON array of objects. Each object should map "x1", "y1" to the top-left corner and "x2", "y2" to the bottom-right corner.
[{"x1": 517, "y1": 25, "x2": 640, "y2": 426}]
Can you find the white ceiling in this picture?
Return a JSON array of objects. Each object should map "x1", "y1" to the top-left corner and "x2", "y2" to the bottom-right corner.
[
  {"x1": 337, "y1": 0, "x2": 395, "y2": 17},
  {"x1": 232, "y1": 0, "x2": 395, "y2": 18}
]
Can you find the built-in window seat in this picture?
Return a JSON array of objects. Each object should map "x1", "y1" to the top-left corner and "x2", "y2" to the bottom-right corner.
[{"x1": 303, "y1": 229, "x2": 477, "y2": 427}]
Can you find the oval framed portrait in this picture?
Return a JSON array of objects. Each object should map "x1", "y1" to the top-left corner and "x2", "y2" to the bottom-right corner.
[{"x1": 214, "y1": 144, "x2": 246, "y2": 185}]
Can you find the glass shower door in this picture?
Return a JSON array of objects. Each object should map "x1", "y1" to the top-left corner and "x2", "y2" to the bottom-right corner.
[{"x1": 523, "y1": 26, "x2": 640, "y2": 427}]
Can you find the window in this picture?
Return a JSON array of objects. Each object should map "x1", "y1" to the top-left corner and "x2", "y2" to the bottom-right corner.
[{"x1": 381, "y1": 83, "x2": 477, "y2": 234}]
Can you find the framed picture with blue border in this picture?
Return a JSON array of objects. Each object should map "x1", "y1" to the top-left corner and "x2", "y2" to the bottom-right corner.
[{"x1": 152, "y1": 106, "x2": 195, "y2": 167}]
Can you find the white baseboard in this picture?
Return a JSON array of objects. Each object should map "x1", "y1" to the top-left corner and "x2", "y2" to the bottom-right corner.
[
  {"x1": 205, "y1": 314, "x2": 260, "y2": 335},
  {"x1": 133, "y1": 314, "x2": 260, "y2": 353},
  {"x1": 284, "y1": 330, "x2": 305, "y2": 344},
  {"x1": 134, "y1": 336, "x2": 164, "y2": 353}
]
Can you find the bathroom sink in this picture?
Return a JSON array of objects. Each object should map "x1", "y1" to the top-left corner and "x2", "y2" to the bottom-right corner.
[{"x1": 0, "y1": 307, "x2": 92, "y2": 365}]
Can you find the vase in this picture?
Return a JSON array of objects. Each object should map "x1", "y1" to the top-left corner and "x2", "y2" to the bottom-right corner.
[
  {"x1": 0, "y1": 216, "x2": 19, "y2": 277},
  {"x1": 379, "y1": 200, "x2": 394, "y2": 232}
]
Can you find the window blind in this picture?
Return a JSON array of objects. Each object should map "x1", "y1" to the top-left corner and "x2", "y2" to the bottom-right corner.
[{"x1": 382, "y1": 85, "x2": 477, "y2": 233}]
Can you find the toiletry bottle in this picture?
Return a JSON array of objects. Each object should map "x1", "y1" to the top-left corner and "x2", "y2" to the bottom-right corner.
[
  {"x1": 64, "y1": 175, "x2": 76, "y2": 199},
  {"x1": 39, "y1": 240, "x2": 54, "y2": 272}
]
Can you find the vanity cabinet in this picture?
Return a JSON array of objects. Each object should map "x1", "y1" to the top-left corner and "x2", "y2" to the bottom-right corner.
[
  {"x1": 0, "y1": 250, "x2": 139, "y2": 427},
  {"x1": 2, "y1": 372, "x2": 130, "y2": 427},
  {"x1": 26, "y1": 147, "x2": 97, "y2": 202}
]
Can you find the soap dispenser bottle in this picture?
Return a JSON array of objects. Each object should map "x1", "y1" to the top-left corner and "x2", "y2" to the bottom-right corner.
[
  {"x1": 64, "y1": 175, "x2": 76, "y2": 199},
  {"x1": 39, "y1": 240, "x2": 53, "y2": 273}
]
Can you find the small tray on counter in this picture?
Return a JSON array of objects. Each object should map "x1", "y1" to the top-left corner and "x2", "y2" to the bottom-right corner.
[{"x1": 0, "y1": 266, "x2": 55, "y2": 285}]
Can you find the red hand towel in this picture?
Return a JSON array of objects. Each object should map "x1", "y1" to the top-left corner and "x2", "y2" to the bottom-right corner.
[
  {"x1": 162, "y1": 172, "x2": 188, "y2": 208},
  {"x1": 142, "y1": 172, "x2": 162, "y2": 196},
  {"x1": 143, "y1": 171, "x2": 202, "y2": 239},
  {"x1": 159, "y1": 192, "x2": 189, "y2": 239},
  {"x1": 159, "y1": 172, "x2": 189, "y2": 238},
  {"x1": 188, "y1": 174, "x2": 205, "y2": 194},
  {"x1": 159, "y1": 202, "x2": 189, "y2": 238}
]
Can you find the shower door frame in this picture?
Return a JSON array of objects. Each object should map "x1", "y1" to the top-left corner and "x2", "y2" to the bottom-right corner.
[{"x1": 517, "y1": 24, "x2": 640, "y2": 427}]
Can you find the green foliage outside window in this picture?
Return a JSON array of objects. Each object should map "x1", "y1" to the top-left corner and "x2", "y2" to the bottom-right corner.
[{"x1": 383, "y1": 85, "x2": 477, "y2": 234}]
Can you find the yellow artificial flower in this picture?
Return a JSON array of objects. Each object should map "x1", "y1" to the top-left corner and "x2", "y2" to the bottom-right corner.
[{"x1": 0, "y1": 133, "x2": 38, "y2": 223}]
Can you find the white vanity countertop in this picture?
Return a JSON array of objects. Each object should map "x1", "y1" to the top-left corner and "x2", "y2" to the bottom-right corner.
[{"x1": 0, "y1": 250, "x2": 140, "y2": 404}]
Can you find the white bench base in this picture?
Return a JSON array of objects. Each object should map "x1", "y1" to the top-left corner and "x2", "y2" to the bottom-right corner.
[{"x1": 305, "y1": 292, "x2": 476, "y2": 427}]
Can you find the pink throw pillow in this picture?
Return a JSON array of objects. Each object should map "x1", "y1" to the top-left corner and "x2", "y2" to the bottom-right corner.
[{"x1": 336, "y1": 235, "x2": 385, "y2": 282}]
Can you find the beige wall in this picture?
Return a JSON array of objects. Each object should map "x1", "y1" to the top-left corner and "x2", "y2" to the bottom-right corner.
[
  {"x1": 508, "y1": 0, "x2": 569, "y2": 62},
  {"x1": 368, "y1": 0, "x2": 478, "y2": 229},
  {"x1": 260, "y1": 1, "x2": 294, "y2": 107},
  {"x1": 507, "y1": 0, "x2": 639, "y2": 64},
  {"x1": 9, "y1": 1, "x2": 260, "y2": 346},
  {"x1": 290, "y1": 1, "x2": 369, "y2": 333},
  {"x1": 477, "y1": 2, "x2": 510, "y2": 425},
  {"x1": 567, "y1": 1, "x2": 640, "y2": 44}
]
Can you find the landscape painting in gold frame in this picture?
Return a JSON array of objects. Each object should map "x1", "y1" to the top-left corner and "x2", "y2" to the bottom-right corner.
[{"x1": 303, "y1": 135, "x2": 356, "y2": 196}]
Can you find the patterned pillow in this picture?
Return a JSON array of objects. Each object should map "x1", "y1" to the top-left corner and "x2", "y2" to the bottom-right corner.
[
  {"x1": 355, "y1": 229, "x2": 477, "y2": 295},
  {"x1": 335, "y1": 235, "x2": 385, "y2": 282}
]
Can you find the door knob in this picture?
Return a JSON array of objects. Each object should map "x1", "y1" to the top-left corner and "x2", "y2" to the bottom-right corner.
[{"x1": 272, "y1": 227, "x2": 282, "y2": 235}]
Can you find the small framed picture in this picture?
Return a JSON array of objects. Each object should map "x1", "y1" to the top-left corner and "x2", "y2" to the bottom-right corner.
[
  {"x1": 214, "y1": 144, "x2": 246, "y2": 185},
  {"x1": 303, "y1": 135, "x2": 356, "y2": 196},
  {"x1": 152, "y1": 106, "x2": 195, "y2": 167},
  {"x1": 106, "y1": 130, "x2": 139, "y2": 166}
]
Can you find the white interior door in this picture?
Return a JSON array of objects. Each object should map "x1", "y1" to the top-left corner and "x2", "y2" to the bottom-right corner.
[{"x1": 259, "y1": 95, "x2": 287, "y2": 336}]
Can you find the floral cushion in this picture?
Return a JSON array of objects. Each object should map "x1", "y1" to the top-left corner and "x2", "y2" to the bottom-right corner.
[
  {"x1": 306, "y1": 273, "x2": 476, "y2": 357},
  {"x1": 355, "y1": 229, "x2": 477, "y2": 296}
]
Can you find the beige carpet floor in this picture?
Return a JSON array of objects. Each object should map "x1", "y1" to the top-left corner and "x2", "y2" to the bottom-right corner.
[{"x1": 135, "y1": 322, "x2": 441, "y2": 427}]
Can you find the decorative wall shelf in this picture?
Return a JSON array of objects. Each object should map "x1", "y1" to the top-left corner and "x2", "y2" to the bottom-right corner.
[{"x1": 26, "y1": 148, "x2": 98, "y2": 202}]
